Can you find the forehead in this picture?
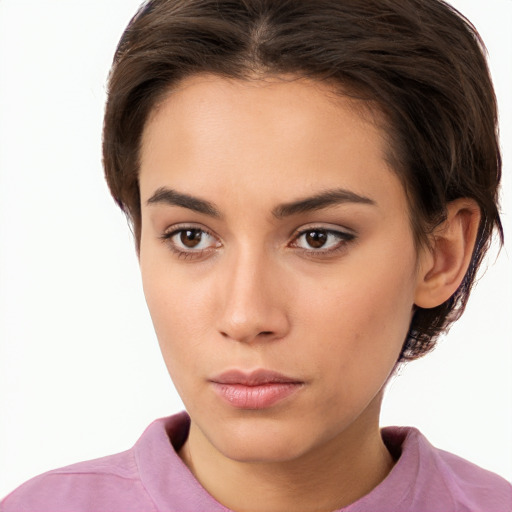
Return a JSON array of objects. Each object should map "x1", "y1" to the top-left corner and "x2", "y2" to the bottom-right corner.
[
  {"x1": 142, "y1": 74, "x2": 385, "y2": 156},
  {"x1": 139, "y1": 74, "x2": 406, "y2": 217}
]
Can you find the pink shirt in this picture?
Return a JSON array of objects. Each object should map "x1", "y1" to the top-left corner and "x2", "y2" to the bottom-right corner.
[{"x1": 2, "y1": 411, "x2": 511, "y2": 511}]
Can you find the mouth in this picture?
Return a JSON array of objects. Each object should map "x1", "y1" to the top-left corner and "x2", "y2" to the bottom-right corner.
[{"x1": 209, "y1": 369, "x2": 304, "y2": 409}]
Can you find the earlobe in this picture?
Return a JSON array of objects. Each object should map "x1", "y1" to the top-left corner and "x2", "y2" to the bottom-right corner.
[{"x1": 414, "y1": 199, "x2": 481, "y2": 309}]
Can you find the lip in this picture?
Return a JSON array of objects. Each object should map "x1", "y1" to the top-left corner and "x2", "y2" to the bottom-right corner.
[{"x1": 209, "y1": 369, "x2": 304, "y2": 409}]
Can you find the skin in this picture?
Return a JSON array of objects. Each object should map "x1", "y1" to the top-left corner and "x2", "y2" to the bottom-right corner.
[{"x1": 137, "y1": 74, "x2": 479, "y2": 512}]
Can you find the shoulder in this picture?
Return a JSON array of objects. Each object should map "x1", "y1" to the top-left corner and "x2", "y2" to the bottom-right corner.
[
  {"x1": 0, "y1": 446, "x2": 155, "y2": 512},
  {"x1": 0, "y1": 413, "x2": 193, "y2": 512},
  {"x1": 380, "y1": 426, "x2": 512, "y2": 512},
  {"x1": 432, "y1": 443, "x2": 512, "y2": 510}
]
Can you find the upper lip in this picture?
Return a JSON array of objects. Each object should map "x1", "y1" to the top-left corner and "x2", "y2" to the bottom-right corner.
[{"x1": 210, "y1": 369, "x2": 302, "y2": 386}]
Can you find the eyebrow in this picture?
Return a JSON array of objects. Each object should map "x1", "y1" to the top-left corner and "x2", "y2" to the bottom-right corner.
[
  {"x1": 271, "y1": 188, "x2": 376, "y2": 218},
  {"x1": 146, "y1": 187, "x2": 222, "y2": 218},
  {"x1": 146, "y1": 186, "x2": 376, "y2": 219}
]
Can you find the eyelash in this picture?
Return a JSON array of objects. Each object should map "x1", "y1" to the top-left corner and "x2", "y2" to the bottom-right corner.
[
  {"x1": 160, "y1": 225, "x2": 356, "y2": 260},
  {"x1": 160, "y1": 225, "x2": 219, "y2": 260},
  {"x1": 290, "y1": 227, "x2": 356, "y2": 256}
]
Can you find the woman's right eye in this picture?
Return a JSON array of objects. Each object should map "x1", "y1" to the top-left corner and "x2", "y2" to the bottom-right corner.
[{"x1": 162, "y1": 227, "x2": 221, "y2": 257}]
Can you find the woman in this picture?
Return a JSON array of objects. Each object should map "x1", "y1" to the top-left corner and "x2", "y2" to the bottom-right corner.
[{"x1": 2, "y1": 0, "x2": 511, "y2": 510}]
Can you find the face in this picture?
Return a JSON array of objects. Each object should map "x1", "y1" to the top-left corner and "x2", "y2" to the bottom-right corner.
[{"x1": 138, "y1": 74, "x2": 422, "y2": 463}]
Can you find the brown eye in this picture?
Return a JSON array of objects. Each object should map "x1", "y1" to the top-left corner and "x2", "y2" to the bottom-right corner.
[
  {"x1": 164, "y1": 227, "x2": 220, "y2": 256},
  {"x1": 305, "y1": 230, "x2": 328, "y2": 248},
  {"x1": 180, "y1": 229, "x2": 203, "y2": 248},
  {"x1": 292, "y1": 227, "x2": 355, "y2": 253}
]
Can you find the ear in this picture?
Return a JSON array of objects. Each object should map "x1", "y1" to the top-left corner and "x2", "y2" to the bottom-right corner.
[{"x1": 414, "y1": 198, "x2": 481, "y2": 309}]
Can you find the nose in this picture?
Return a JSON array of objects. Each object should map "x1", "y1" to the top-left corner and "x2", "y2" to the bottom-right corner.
[{"x1": 216, "y1": 247, "x2": 290, "y2": 344}]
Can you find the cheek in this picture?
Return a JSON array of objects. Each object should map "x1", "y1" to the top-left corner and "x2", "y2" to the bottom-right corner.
[
  {"x1": 292, "y1": 243, "x2": 417, "y2": 374},
  {"x1": 290, "y1": 273, "x2": 414, "y2": 428},
  {"x1": 140, "y1": 255, "x2": 217, "y2": 379}
]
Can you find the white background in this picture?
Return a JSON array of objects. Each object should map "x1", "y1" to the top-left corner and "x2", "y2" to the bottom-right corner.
[{"x1": 0, "y1": 0, "x2": 511, "y2": 498}]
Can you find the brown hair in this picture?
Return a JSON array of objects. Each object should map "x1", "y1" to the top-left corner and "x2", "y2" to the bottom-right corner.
[{"x1": 103, "y1": 0, "x2": 503, "y2": 360}]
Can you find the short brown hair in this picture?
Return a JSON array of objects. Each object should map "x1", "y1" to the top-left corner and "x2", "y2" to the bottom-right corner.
[{"x1": 103, "y1": 0, "x2": 503, "y2": 360}]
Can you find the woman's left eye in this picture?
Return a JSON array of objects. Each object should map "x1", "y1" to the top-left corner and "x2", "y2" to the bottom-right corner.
[{"x1": 291, "y1": 228, "x2": 355, "y2": 253}]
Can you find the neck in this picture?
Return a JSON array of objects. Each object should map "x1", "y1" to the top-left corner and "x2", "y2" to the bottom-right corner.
[{"x1": 179, "y1": 397, "x2": 395, "y2": 512}]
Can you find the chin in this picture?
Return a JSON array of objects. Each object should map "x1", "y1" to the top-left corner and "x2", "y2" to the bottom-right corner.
[
  {"x1": 205, "y1": 416, "x2": 316, "y2": 463},
  {"x1": 218, "y1": 439, "x2": 306, "y2": 464}
]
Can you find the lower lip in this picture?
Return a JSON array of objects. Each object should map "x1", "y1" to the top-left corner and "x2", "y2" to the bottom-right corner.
[{"x1": 211, "y1": 382, "x2": 303, "y2": 409}]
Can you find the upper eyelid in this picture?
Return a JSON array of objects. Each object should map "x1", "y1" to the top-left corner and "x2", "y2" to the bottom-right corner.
[
  {"x1": 161, "y1": 224, "x2": 354, "y2": 236},
  {"x1": 163, "y1": 222, "x2": 205, "y2": 232},
  {"x1": 291, "y1": 224, "x2": 355, "y2": 238},
  {"x1": 163, "y1": 223, "x2": 217, "y2": 238},
  {"x1": 162, "y1": 224, "x2": 352, "y2": 236}
]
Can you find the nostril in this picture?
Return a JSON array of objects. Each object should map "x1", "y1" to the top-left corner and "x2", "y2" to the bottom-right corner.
[{"x1": 259, "y1": 331, "x2": 273, "y2": 336}]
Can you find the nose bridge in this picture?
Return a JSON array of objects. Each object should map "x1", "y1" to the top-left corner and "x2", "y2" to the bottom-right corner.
[{"x1": 217, "y1": 241, "x2": 288, "y2": 343}]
